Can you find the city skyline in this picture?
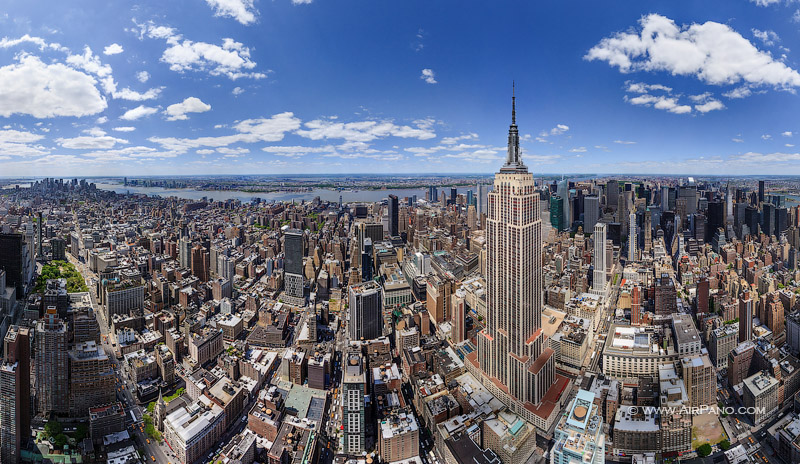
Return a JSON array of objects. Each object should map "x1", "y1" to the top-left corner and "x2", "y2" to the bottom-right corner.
[{"x1": 0, "y1": 1, "x2": 799, "y2": 176}]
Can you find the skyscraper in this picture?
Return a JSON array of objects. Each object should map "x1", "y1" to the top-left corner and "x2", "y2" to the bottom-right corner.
[
  {"x1": 628, "y1": 211, "x2": 636, "y2": 261},
  {"x1": 0, "y1": 326, "x2": 30, "y2": 464},
  {"x1": 551, "y1": 389, "x2": 605, "y2": 464},
  {"x1": 348, "y1": 281, "x2": 383, "y2": 341},
  {"x1": 739, "y1": 293, "x2": 753, "y2": 343},
  {"x1": 343, "y1": 350, "x2": 366, "y2": 454},
  {"x1": 593, "y1": 223, "x2": 607, "y2": 293},
  {"x1": 388, "y1": 194, "x2": 399, "y2": 237},
  {"x1": 583, "y1": 195, "x2": 600, "y2": 233},
  {"x1": 35, "y1": 309, "x2": 69, "y2": 415},
  {"x1": 476, "y1": 89, "x2": 557, "y2": 417},
  {"x1": 758, "y1": 180, "x2": 765, "y2": 204},
  {"x1": 284, "y1": 229, "x2": 304, "y2": 301}
]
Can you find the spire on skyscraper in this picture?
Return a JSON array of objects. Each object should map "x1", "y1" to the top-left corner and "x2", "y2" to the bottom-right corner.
[{"x1": 502, "y1": 82, "x2": 527, "y2": 173}]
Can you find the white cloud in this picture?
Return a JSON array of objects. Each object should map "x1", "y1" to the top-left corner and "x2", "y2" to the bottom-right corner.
[
  {"x1": 292, "y1": 0, "x2": 313, "y2": 4},
  {"x1": 794, "y1": 10, "x2": 800, "y2": 23},
  {"x1": 695, "y1": 100, "x2": 725, "y2": 113},
  {"x1": 114, "y1": 87, "x2": 162, "y2": 101},
  {"x1": 196, "y1": 149, "x2": 215, "y2": 155},
  {"x1": 614, "y1": 140, "x2": 637, "y2": 144},
  {"x1": 120, "y1": 105, "x2": 158, "y2": 120},
  {"x1": 0, "y1": 54, "x2": 107, "y2": 118},
  {"x1": 787, "y1": 143, "x2": 796, "y2": 147},
  {"x1": 586, "y1": 14, "x2": 800, "y2": 90},
  {"x1": 762, "y1": 134, "x2": 772, "y2": 140},
  {"x1": 783, "y1": 131, "x2": 793, "y2": 137},
  {"x1": 540, "y1": 124, "x2": 569, "y2": 137},
  {"x1": 440, "y1": 133, "x2": 478, "y2": 145},
  {"x1": 750, "y1": 0, "x2": 781, "y2": 5},
  {"x1": 262, "y1": 145, "x2": 335, "y2": 157},
  {"x1": 420, "y1": 69, "x2": 437, "y2": 84},
  {"x1": 113, "y1": 126, "x2": 136, "y2": 132},
  {"x1": 136, "y1": 71, "x2": 150, "y2": 83},
  {"x1": 732, "y1": 138, "x2": 744, "y2": 143},
  {"x1": 297, "y1": 118, "x2": 436, "y2": 142},
  {"x1": 625, "y1": 81, "x2": 672, "y2": 93},
  {"x1": 722, "y1": 86, "x2": 752, "y2": 99},
  {"x1": 164, "y1": 97, "x2": 211, "y2": 121},
  {"x1": 217, "y1": 147, "x2": 249, "y2": 155},
  {"x1": 205, "y1": 0, "x2": 258, "y2": 25},
  {"x1": 136, "y1": 21, "x2": 267, "y2": 80},
  {"x1": 0, "y1": 130, "x2": 44, "y2": 143},
  {"x1": 569, "y1": 147, "x2": 587, "y2": 153},
  {"x1": 149, "y1": 112, "x2": 301, "y2": 152},
  {"x1": 232, "y1": 86, "x2": 244, "y2": 95},
  {"x1": 103, "y1": 43, "x2": 124, "y2": 55},
  {"x1": 56, "y1": 134, "x2": 128, "y2": 149},
  {"x1": 96, "y1": 116, "x2": 109, "y2": 124},
  {"x1": 625, "y1": 94, "x2": 692, "y2": 114},
  {"x1": 752, "y1": 29, "x2": 780, "y2": 47}
]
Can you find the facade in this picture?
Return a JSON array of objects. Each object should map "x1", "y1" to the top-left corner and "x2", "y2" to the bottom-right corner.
[
  {"x1": 283, "y1": 229, "x2": 304, "y2": 300},
  {"x1": 592, "y1": 223, "x2": 607, "y2": 294},
  {"x1": 0, "y1": 326, "x2": 30, "y2": 464},
  {"x1": 35, "y1": 309, "x2": 69, "y2": 415},
  {"x1": 104, "y1": 280, "x2": 145, "y2": 319},
  {"x1": 189, "y1": 328, "x2": 223, "y2": 367},
  {"x1": 743, "y1": 371, "x2": 779, "y2": 425},
  {"x1": 680, "y1": 354, "x2": 715, "y2": 408},
  {"x1": 343, "y1": 351, "x2": 366, "y2": 455},
  {"x1": 709, "y1": 323, "x2": 738, "y2": 368},
  {"x1": 69, "y1": 341, "x2": 116, "y2": 417},
  {"x1": 388, "y1": 194, "x2": 399, "y2": 237},
  {"x1": 349, "y1": 281, "x2": 383, "y2": 341},
  {"x1": 163, "y1": 395, "x2": 226, "y2": 464},
  {"x1": 550, "y1": 389, "x2": 605, "y2": 464},
  {"x1": 602, "y1": 325, "x2": 677, "y2": 380},
  {"x1": 378, "y1": 410, "x2": 419, "y2": 462},
  {"x1": 475, "y1": 93, "x2": 558, "y2": 421}
]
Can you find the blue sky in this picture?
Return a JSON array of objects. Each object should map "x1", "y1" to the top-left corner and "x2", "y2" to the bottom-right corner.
[{"x1": 1, "y1": 0, "x2": 800, "y2": 176}]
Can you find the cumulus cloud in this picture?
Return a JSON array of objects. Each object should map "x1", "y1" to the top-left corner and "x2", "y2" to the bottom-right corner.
[
  {"x1": 625, "y1": 81, "x2": 672, "y2": 93},
  {"x1": 420, "y1": 69, "x2": 437, "y2": 84},
  {"x1": 120, "y1": 105, "x2": 158, "y2": 120},
  {"x1": 297, "y1": 118, "x2": 436, "y2": 142},
  {"x1": 113, "y1": 126, "x2": 136, "y2": 132},
  {"x1": 569, "y1": 147, "x2": 587, "y2": 153},
  {"x1": 723, "y1": 86, "x2": 752, "y2": 99},
  {"x1": 783, "y1": 131, "x2": 793, "y2": 137},
  {"x1": 164, "y1": 97, "x2": 211, "y2": 121},
  {"x1": 103, "y1": 43, "x2": 124, "y2": 55},
  {"x1": 205, "y1": 0, "x2": 258, "y2": 25},
  {"x1": 750, "y1": 0, "x2": 781, "y2": 6},
  {"x1": 614, "y1": 140, "x2": 637, "y2": 144},
  {"x1": 135, "y1": 20, "x2": 267, "y2": 80},
  {"x1": 540, "y1": 124, "x2": 569, "y2": 137},
  {"x1": 136, "y1": 71, "x2": 150, "y2": 83},
  {"x1": 149, "y1": 112, "x2": 301, "y2": 152},
  {"x1": 586, "y1": 14, "x2": 800, "y2": 90},
  {"x1": 57, "y1": 131, "x2": 128, "y2": 149},
  {"x1": 0, "y1": 54, "x2": 107, "y2": 117},
  {"x1": 752, "y1": 29, "x2": 780, "y2": 47},
  {"x1": 232, "y1": 86, "x2": 244, "y2": 95}
]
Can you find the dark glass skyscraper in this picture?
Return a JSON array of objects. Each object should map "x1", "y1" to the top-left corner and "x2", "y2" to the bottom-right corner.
[
  {"x1": 388, "y1": 194, "x2": 398, "y2": 237},
  {"x1": 284, "y1": 229, "x2": 304, "y2": 300}
]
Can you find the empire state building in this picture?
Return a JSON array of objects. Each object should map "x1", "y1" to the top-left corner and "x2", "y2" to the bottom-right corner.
[{"x1": 469, "y1": 89, "x2": 568, "y2": 430}]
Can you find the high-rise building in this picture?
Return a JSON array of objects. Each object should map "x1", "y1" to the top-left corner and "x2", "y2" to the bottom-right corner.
[
  {"x1": 284, "y1": 228, "x2": 304, "y2": 301},
  {"x1": 557, "y1": 179, "x2": 570, "y2": 232},
  {"x1": 592, "y1": 223, "x2": 607, "y2": 293},
  {"x1": 583, "y1": 195, "x2": 599, "y2": 233},
  {"x1": 550, "y1": 196, "x2": 564, "y2": 232},
  {"x1": 388, "y1": 194, "x2": 399, "y2": 237},
  {"x1": 0, "y1": 326, "x2": 30, "y2": 464},
  {"x1": 178, "y1": 236, "x2": 192, "y2": 269},
  {"x1": 680, "y1": 354, "x2": 715, "y2": 408},
  {"x1": 348, "y1": 281, "x2": 383, "y2": 341},
  {"x1": 654, "y1": 273, "x2": 677, "y2": 317},
  {"x1": 550, "y1": 389, "x2": 605, "y2": 464},
  {"x1": 343, "y1": 350, "x2": 366, "y2": 454},
  {"x1": 643, "y1": 208, "x2": 652, "y2": 253},
  {"x1": 190, "y1": 244, "x2": 209, "y2": 282},
  {"x1": 0, "y1": 233, "x2": 26, "y2": 297},
  {"x1": 35, "y1": 309, "x2": 69, "y2": 415},
  {"x1": 628, "y1": 211, "x2": 636, "y2": 261},
  {"x1": 475, "y1": 91, "x2": 558, "y2": 424},
  {"x1": 739, "y1": 293, "x2": 753, "y2": 343},
  {"x1": 606, "y1": 180, "x2": 619, "y2": 210},
  {"x1": 759, "y1": 180, "x2": 765, "y2": 204},
  {"x1": 68, "y1": 341, "x2": 115, "y2": 417}
]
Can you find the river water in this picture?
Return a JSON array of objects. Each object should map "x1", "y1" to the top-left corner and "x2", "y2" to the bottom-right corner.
[{"x1": 93, "y1": 183, "x2": 487, "y2": 203}]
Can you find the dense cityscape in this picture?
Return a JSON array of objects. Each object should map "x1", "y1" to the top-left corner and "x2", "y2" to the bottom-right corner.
[
  {"x1": 2, "y1": 93, "x2": 800, "y2": 464},
  {"x1": 5, "y1": 1, "x2": 800, "y2": 464}
]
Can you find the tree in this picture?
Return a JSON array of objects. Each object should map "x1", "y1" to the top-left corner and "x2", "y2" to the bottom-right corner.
[
  {"x1": 52, "y1": 433, "x2": 68, "y2": 448},
  {"x1": 45, "y1": 420, "x2": 63, "y2": 437},
  {"x1": 696, "y1": 443, "x2": 712, "y2": 457},
  {"x1": 719, "y1": 439, "x2": 731, "y2": 451}
]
